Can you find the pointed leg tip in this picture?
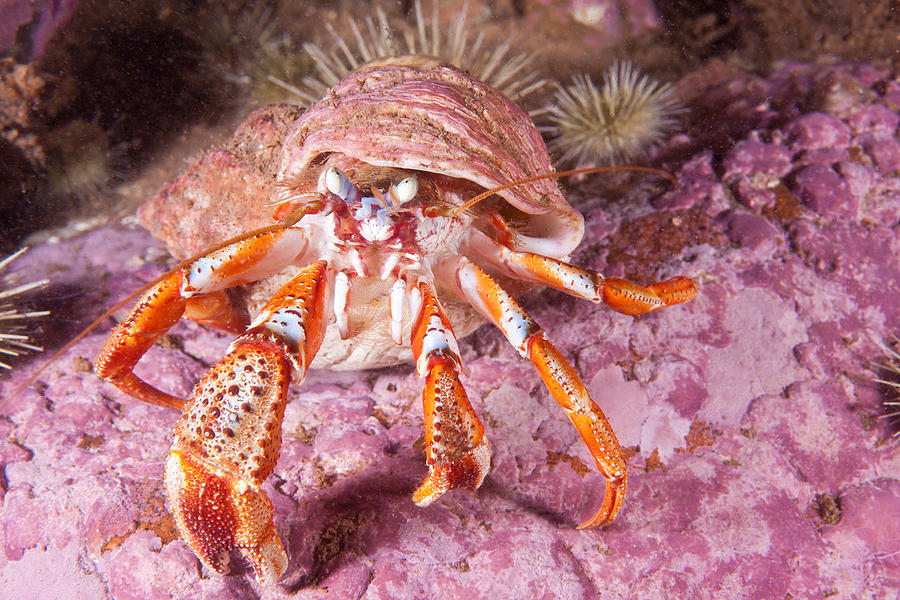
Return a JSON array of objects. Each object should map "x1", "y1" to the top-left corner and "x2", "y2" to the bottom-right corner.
[
  {"x1": 412, "y1": 478, "x2": 444, "y2": 507},
  {"x1": 577, "y1": 477, "x2": 625, "y2": 529},
  {"x1": 576, "y1": 511, "x2": 614, "y2": 530},
  {"x1": 655, "y1": 275, "x2": 699, "y2": 306}
]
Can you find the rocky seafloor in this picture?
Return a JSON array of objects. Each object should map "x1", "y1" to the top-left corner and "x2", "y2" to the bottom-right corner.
[{"x1": 1, "y1": 58, "x2": 899, "y2": 599}]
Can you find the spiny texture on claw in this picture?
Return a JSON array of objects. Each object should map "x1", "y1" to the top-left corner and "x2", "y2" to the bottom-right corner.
[
  {"x1": 164, "y1": 260, "x2": 328, "y2": 583},
  {"x1": 161, "y1": 260, "x2": 328, "y2": 583},
  {"x1": 166, "y1": 342, "x2": 291, "y2": 583},
  {"x1": 165, "y1": 451, "x2": 287, "y2": 584},
  {"x1": 172, "y1": 344, "x2": 290, "y2": 484},
  {"x1": 410, "y1": 280, "x2": 491, "y2": 507},
  {"x1": 413, "y1": 362, "x2": 491, "y2": 507}
]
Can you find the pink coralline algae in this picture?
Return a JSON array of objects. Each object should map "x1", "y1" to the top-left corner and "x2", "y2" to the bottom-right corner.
[{"x1": 1, "y1": 60, "x2": 899, "y2": 599}]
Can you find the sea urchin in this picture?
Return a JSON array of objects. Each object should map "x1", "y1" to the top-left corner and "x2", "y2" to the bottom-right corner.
[
  {"x1": 284, "y1": 1, "x2": 545, "y2": 108},
  {"x1": 875, "y1": 337, "x2": 900, "y2": 438},
  {"x1": 0, "y1": 247, "x2": 49, "y2": 370},
  {"x1": 545, "y1": 61, "x2": 683, "y2": 166}
]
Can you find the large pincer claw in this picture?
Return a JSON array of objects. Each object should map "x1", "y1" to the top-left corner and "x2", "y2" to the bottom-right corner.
[
  {"x1": 165, "y1": 450, "x2": 288, "y2": 584},
  {"x1": 163, "y1": 339, "x2": 297, "y2": 584}
]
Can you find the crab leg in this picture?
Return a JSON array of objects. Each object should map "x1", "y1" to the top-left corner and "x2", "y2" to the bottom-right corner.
[
  {"x1": 408, "y1": 278, "x2": 491, "y2": 507},
  {"x1": 455, "y1": 257, "x2": 626, "y2": 528},
  {"x1": 165, "y1": 260, "x2": 330, "y2": 584},
  {"x1": 96, "y1": 227, "x2": 309, "y2": 409},
  {"x1": 466, "y1": 230, "x2": 697, "y2": 315}
]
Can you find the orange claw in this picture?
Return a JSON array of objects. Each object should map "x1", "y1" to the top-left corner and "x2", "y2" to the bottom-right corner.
[
  {"x1": 412, "y1": 360, "x2": 491, "y2": 507},
  {"x1": 164, "y1": 260, "x2": 329, "y2": 583},
  {"x1": 165, "y1": 449, "x2": 287, "y2": 583},
  {"x1": 410, "y1": 279, "x2": 491, "y2": 507},
  {"x1": 165, "y1": 340, "x2": 293, "y2": 582}
]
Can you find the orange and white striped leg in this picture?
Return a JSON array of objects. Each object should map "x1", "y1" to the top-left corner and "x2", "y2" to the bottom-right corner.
[
  {"x1": 95, "y1": 227, "x2": 309, "y2": 409},
  {"x1": 456, "y1": 258, "x2": 626, "y2": 528},
  {"x1": 466, "y1": 230, "x2": 697, "y2": 315},
  {"x1": 165, "y1": 260, "x2": 329, "y2": 584},
  {"x1": 408, "y1": 278, "x2": 490, "y2": 507}
]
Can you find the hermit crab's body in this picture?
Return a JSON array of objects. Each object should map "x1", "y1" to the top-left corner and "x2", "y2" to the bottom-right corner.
[
  {"x1": 244, "y1": 56, "x2": 585, "y2": 372},
  {"x1": 95, "y1": 57, "x2": 697, "y2": 583}
]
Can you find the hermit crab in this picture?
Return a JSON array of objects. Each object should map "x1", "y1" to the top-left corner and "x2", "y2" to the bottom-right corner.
[{"x1": 93, "y1": 56, "x2": 697, "y2": 583}]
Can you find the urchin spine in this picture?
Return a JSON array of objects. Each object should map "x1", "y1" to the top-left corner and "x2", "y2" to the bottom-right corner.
[
  {"x1": 544, "y1": 61, "x2": 684, "y2": 166},
  {"x1": 0, "y1": 248, "x2": 50, "y2": 369},
  {"x1": 875, "y1": 337, "x2": 900, "y2": 438},
  {"x1": 288, "y1": 0, "x2": 546, "y2": 108}
]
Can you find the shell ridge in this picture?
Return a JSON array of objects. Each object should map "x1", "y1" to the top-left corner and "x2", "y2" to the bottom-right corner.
[{"x1": 278, "y1": 60, "x2": 584, "y2": 255}]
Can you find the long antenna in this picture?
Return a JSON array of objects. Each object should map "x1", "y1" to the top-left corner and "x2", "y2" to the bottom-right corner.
[{"x1": 451, "y1": 165, "x2": 678, "y2": 217}]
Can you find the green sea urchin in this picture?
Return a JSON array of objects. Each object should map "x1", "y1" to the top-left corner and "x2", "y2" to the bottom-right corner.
[
  {"x1": 0, "y1": 248, "x2": 49, "y2": 370},
  {"x1": 544, "y1": 61, "x2": 683, "y2": 166},
  {"x1": 282, "y1": 1, "x2": 545, "y2": 108}
]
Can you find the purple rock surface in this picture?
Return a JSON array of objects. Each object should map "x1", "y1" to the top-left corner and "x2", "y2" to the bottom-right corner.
[{"x1": 1, "y1": 60, "x2": 899, "y2": 599}]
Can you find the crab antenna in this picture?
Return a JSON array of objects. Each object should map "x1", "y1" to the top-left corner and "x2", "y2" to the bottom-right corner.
[
  {"x1": 450, "y1": 165, "x2": 678, "y2": 218},
  {"x1": 7, "y1": 220, "x2": 298, "y2": 401}
]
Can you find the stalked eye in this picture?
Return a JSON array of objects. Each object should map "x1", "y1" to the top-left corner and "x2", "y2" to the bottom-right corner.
[
  {"x1": 324, "y1": 166, "x2": 352, "y2": 199},
  {"x1": 392, "y1": 176, "x2": 418, "y2": 204}
]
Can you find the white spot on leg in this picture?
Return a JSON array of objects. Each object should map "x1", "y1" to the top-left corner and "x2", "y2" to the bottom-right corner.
[
  {"x1": 457, "y1": 259, "x2": 535, "y2": 357},
  {"x1": 415, "y1": 313, "x2": 461, "y2": 375}
]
